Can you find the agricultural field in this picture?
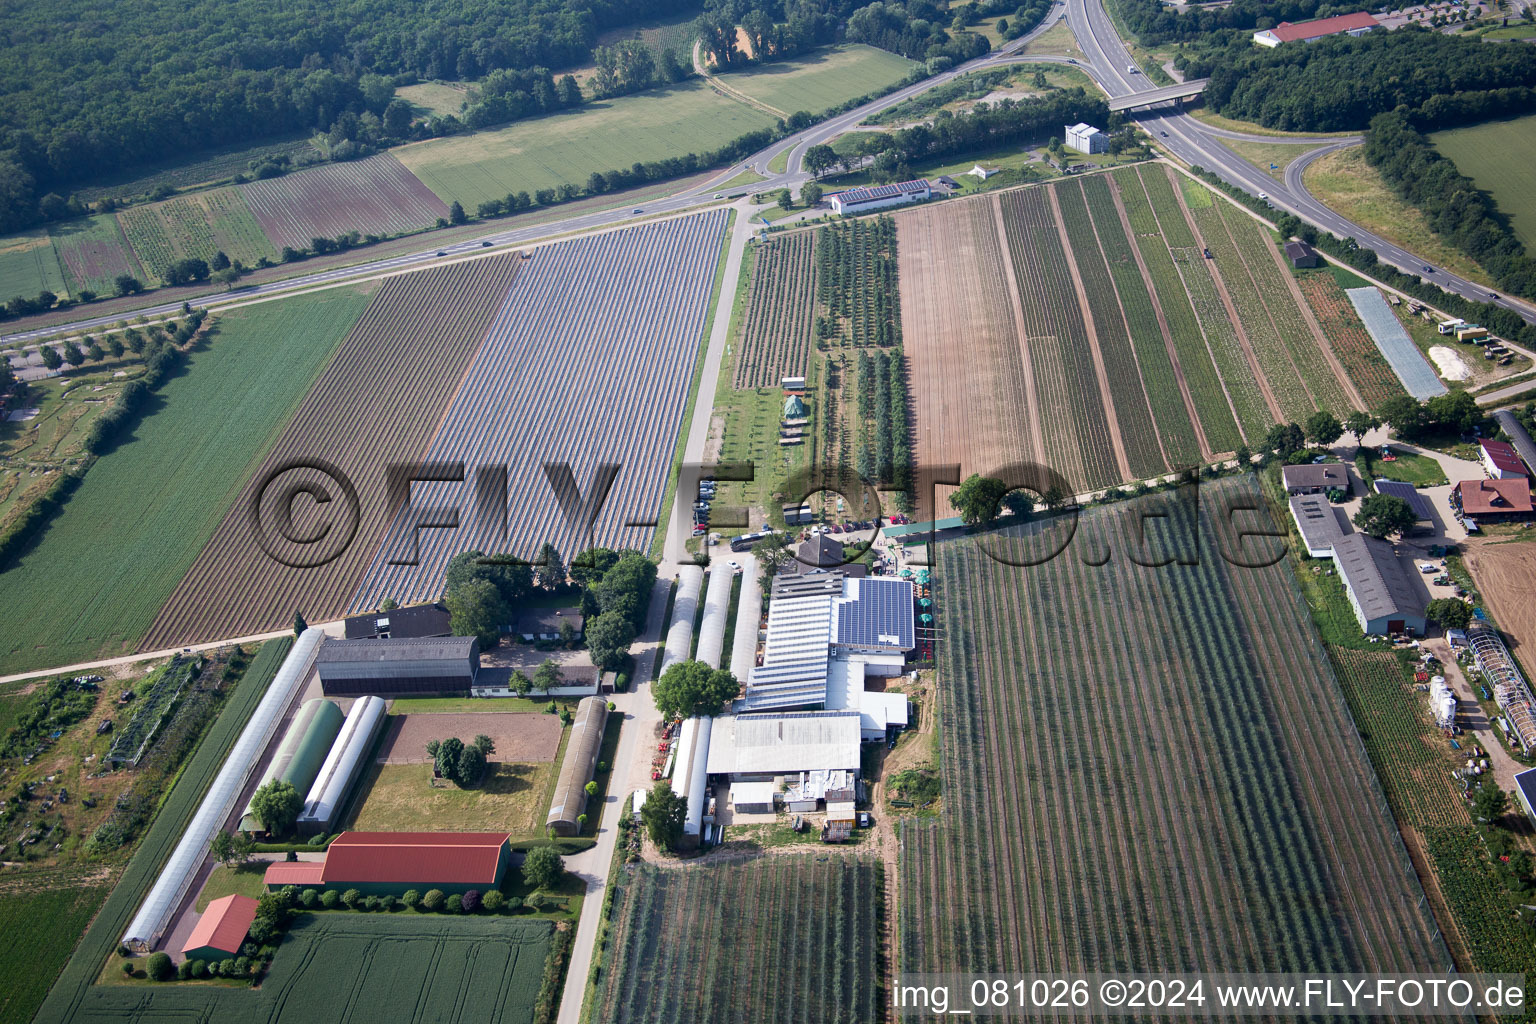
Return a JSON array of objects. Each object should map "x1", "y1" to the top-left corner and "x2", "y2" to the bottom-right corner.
[
  {"x1": 0, "y1": 291, "x2": 370, "y2": 674},
  {"x1": 352, "y1": 210, "x2": 727, "y2": 609},
  {"x1": 117, "y1": 188, "x2": 277, "y2": 280},
  {"x1": 0, "y1": 876, "x2": 114, "y2": 1024},
  {"x1": 395, "y1": 81, "x2": 471, "y2": 118},
  {"x1": 735, "y1": 232, "x2": 816, "y2": 388},
  {"x1": 72, "y1": 135, "x2": 321, "y2": 204},
  {"x1": 394, "y1": 82, "x2": 776, "y2": 210},
  {"x1": 1430, "y1": 113, "x2": 1536, "y2": 249},
  {"x1": 0, "y1": 228, "x2": 69, "y2": 302},
  {"x1": 1297, "y1": 272, "x2": 1406, "y2": 409},
  {"x1": 146, "y1": 254, "x2": 524, "y2": 649},
  {"x1": 48, "y1": 214, "x2": 148, "y2": 297},
  {"x1": 239, "y1": 154, "x2": 450, "y2": 251},
  {"x1": 902, "y1": 480, "x2": 1448, "y2": 982},
  {"x1": 594, "y1": 855, "x2": 881, "y2": 1023},
  {"x1": 55, "y1": 914, "x2": 553, "y2": 1024},
  {"x1": 718, "y1": 44, "x2": 916, "y2": 118}
]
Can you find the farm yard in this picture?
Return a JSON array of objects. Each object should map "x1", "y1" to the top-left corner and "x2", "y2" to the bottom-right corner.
[
  {"x1": 593, "y1": 855, "x2": 882, "y2": 1023},
  {"x1": 146, "y1": 254, "x2": 524, "y2": 650},
  {"x1": 734, "y1": 232, "x2": 817, "y2": 388},
  {"x1": 116, "y1": 188, "x2": 276, "y2": 281},
  {"x1": 239, "y1": 154, "x2": 450, "y2": 252},
  {"x1": 346, "y1": 756, "x2": 561, "y2": 835},
  {"x1": 895, "y1": 165, "x2": 1371, "y2": 504},
  {"x1": 0, "y1": 292, "x2": 370, "y2": 674},
  {"x1": 353, "y1": 210, "x2": 727, "y2": 608},
  {"x1": 901, "y1": 480, "x2": 1449, "y2": 983},
  {"x1": 716, "y1": 44, "x2": 916, "y2": 118},
  {"x1": 48, "y1": 214, "x2": 148, "y2": 298},
  {"x1": 54, "y1": 915, "x2": 553, "y2": 1024},
  {"x1": 393, "y1": 82, "x2": 777, "y2": 211}
]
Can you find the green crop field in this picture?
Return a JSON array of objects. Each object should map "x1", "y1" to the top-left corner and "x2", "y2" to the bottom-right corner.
[
  {"x1": 0, "y1": 879, "x2": 113, "y2": 1024},
  {"x1": 394, "y1": 81, "x2": 777, "y2": 209},
  {"x1": 48, "y1": 214, "x2": 149, "y2": 296},
  {"x1": 719, "y1": 44, "x2": 916, "y2": 117},
  {"x1": 118, "y1": 188, "x2": 277, "y2": 280},
  {"x1": 0, "y1": 228, "x2": 69, "y2": 301},
  {"x1": 0, "y1": 289, "x2": 370, "y2": 673},
  {"x1": 1431, "y1": 114, "x2": 1536, "y2": 250}
]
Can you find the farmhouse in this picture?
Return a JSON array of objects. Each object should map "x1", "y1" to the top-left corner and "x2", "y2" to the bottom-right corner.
[
  {"x1": 1253, "y1": 11, "x2": 1379, "y2": 45},
  {"x1": 343, "y1": 602, "x2": 450, "y2": 640},
  {"x1": 263, "y1": 831, "x2": 512, "y2": 895},
  {"x1": 1332, "y1": 533, "x2": 1429, "y2": 636},
  {"x1": 1454, "y1": 478, "x2": 1534, "y2": 523},
  {"x1": 1064, "y1": 123, "x2": 1108, "y2": 154},
  {"x1": 546, "y1": 696, "x2": 609, "y2": 836},
  {"x1": 827, "y1": 179, "x2": 931, "y2": 216},
  {"x1": 182, "y1": 894, "x2": 259, "y2": 961},
  {"x1": 784, "y1": 534, "x2": 866, "y2": 577},
  {"x1": 1284, "y1": 240, "x2": 1319, "y2": 268},
  {"x1": 238, "y1": 698, "x2": 344, "y2": 833},
  {"x1": 514, "y1": 608, "x2": 583, "y2": 642},
  {"x1": 1480, "y1": 439, "x2": 1528, "y2": 480},
  {"x1": 316, "y1": 636, "x2": 481, "y2": 696},
  {"x1": 296, "y1": 695, "x2": 387, "y2": 836},
  {"x1": 1281, "y1": 463, "x2": 1348, "y2": 495},
  {"x1": 1289, "y1": 494, "x2": 1349, "y2": 557}
]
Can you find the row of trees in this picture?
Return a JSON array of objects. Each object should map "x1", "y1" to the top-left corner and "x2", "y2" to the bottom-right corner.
[
  {"x1": 1364, "y1": 111, "x2": 1536, "y2": 301},
  {"x1": 1113, "y1": 0, "x2": 1369, "y2": 46},
  {"x1": 427, "y1": 734, "x2": 496, "y2": 787}
]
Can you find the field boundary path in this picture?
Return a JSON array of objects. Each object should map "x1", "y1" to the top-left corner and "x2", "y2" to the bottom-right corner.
[
  {"x1": 691, "y1": 40, "x2": 788, "y2": 121},
  {"x1": 990, "y1": 194, "x2": 1048, "y2": 465},
  {"x1": 1048, "y1": 184, "x2": 1134, "y2": 482}
]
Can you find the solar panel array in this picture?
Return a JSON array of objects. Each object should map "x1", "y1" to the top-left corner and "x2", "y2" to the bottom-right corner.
[
  {"x1": 839, "y1": 179, "x2": 929, "y2": 205},
  {"x1": 835, "y1": 577, "x2": 915, "y2": 650},
  {"x1": 1345, "y1": 287, "x2": 1447, "y2": 399}
]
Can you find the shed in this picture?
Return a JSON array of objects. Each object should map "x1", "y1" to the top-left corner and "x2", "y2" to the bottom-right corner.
[
  {"x1": 1284, "y1": 240, "x2": 1318, "y2": 268},
  {"x1": 1481, "y1": 439, "x2": 1528, "y2": 480},
  {"x1": 316, "y1": 831, "x2": 510, "y2": 895},
  {"x1": 731, "y1": 780, "x2": 778, "y2": 814},
  {"x1": 1288, "y1": 494, "x2": 1348, "y2": 557},
  {"x1": 1332, "y1": 533, "x2": 1429, "y2": 635},
  {"x1": 182, "y1": 894, "x2": 259, "y2": 961},
  {"x1": 316, "y1": 636, "x2": 480, "y2": 697},
  {"x1": 1373, "y1": 479, "x2": 1433, "y2": 525},
  {"x1": 546, "y1": 697, "x2": 609, "y2": 836}
]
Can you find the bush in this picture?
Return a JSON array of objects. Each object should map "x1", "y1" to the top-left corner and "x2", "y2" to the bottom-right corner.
[
  {"x1": 121, "y1": 962, "x2": 135, "y2": 977},
  {"x1": 320, "y1": 889, "x2": 340, "y2": 909},
  {"x1": 341, "y1": 888, "x2": 362, "y2": 910},
  {"x1": 218, "y1": 959, "x2": 236, "y2": 978},
  {"x1": 523, "y1": 845, "x2": 565, "y2": 889},
  {"x1": 422, "y1": 888, "x2": 446, "y2": 911},
  {"x1": 525, "y1": 893, "x2": 545, "y2": 912},
  {"x1": 246, "y1": 917, "x2": 276, "y2": 944},
  {"x1": 462, "y1": 889, "x2": 482, "y2": 913},
  {"x1": 445, "y1": 893, "x2": 463, "y2": 913},
  {"x1": 233, "y1": 956, "x2": 251, "y2": 977},
  {"x1": 482, "y1": 890, "x2": 504, "y2": 912},
  {"x1": 363, "y1": 895, "x2": 381, "y2": 911},
  {"x1": 299, "y1": 888, "x2": 319, "y2": 908},
  {"x1": 177, "y1": 960, "x2": 193, "y2": 980},
  {"x1": 190, "y1": 959, "x2": 207, "y2": 979},
  {"x1": 381, "y1": 894, "x2": 398, "y2": 912},
  {"x1": 146, "y1": 951, "x2": 174, "y2": 981},
  {"x1": 402, "y1": 889, "x2": 421, "y2": 910},
  {"x1": 117, "y1": 944, "x2": 131, "y2": 959},
  {"x1": 505, "y1": 896, "x2": 524, "y2": 912}
]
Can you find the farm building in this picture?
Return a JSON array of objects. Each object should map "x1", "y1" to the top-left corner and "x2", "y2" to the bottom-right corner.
[
  {"x1": 1332, "y1": 533, "x2": 1429, "y2": 635},
  {"x1": 296, "y1": 695, "x2": 387, "y2": 836},
  {"x1": 672, "y1": 715, "x2": 715, "y2": 838},
  {"x1": 1065, "y1": 123, "x2": 1108, "y2": 154},
  {"x1": 827, "y1": 180, "x2": 931, "y2": 216},
  {"x1": 705, "y1": 710, "x2": 863, "y2": 781},
  {"x1": 1281, "y1": 463, "x2": 1348, "y2": 495},
  {"x1": 1284, "y1": 241, "x2": 1319, "y2": 268},
  {"x1": 1494, "y1": 411, "x2": 1536, "y2": 476},
  {"x1": 1515, "y1": 768, "x2": 1536, "y2": 826},
  {"x1": 784, "y1": 534, "x2": 865, "y2": 577},
  {"x1": 238, "y1": 698, "x2": 344, "y2": 833},
  {"x1": 122, "y1": 629, "x2": 326, "y2": 952},
  {"x1": 181, "y1": 894, "x2": 259, "y2": 961},
  {"x1": 343, "y1": 602, "x2": 450, "y2": 640},
  {"x1": 547, "y1": 696, "x2": 609, "y2": 836},
  {"x1": 731, "y1": 779, "x2": 779, "y2": 814},
  {"x1": 263, "y1": 832, "x2": 512, "y2": 895},
  {"x1": 316, "y1": 636, "x2": 480, "y2": 696},
  {"x1": 1480, "y1": 439, "x2": 1528, "y2": 480},
  {"x1": 1289, "y1": 494, "x2": 1349, "y2": 557},
  {"x1": 1468, "y1": 625, "x2": 1536, "y2": 753},
  {"x1": 515, "y1": 608, "x2": 583, "y2": 641},
  {"x1": 1457, "y1": 478, "x2": 1536, "y2": 523},
  {"x1": 1374, "y1": 479, "x2": 1434, "y2": 531},
  {"x1": 1253, "y1": 11, "x2": 1378, "y2": 45}
]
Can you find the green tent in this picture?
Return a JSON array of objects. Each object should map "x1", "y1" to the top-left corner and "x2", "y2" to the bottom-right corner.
[{"x1": 783, "y1": 394, "x2": 807, "y2": 419}]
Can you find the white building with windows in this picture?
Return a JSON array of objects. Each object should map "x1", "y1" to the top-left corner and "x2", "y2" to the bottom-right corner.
[{"x1": 1065, "y1": 123, "x2": 1108, "y2": 154}]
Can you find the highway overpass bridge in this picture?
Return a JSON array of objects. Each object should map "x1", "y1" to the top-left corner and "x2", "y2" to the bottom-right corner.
[{"x1": 1108, "y1": 79, "x2": 1208, "y2": 111}]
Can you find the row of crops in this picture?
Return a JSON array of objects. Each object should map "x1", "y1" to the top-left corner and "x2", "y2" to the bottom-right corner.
[
  {"x1": 735, "y1": 232, "x2": 817, "y2": 388},
  {"x1": 855, "y1": 349, "x2": 913, "y2": 502},
  {"x1": 595, "y1": 855, "x2": 883, "y2": 1024},
  {"x1": 902, "y1": 478, "x2": 1448, "y2": 983},
  {"x1": 815, "y1": 217, "x2": 901, "y2": 348},
  {"x1": 1298, "y1": 273, "x2": 1407, "y2": 409},
  {"x1": 240, "y1": 154, "x2": 450, "y2": 253}
]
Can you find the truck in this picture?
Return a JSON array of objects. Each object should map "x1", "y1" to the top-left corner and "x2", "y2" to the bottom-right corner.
[{"x1": 730, "y1": 530, "x2": 777, "y2": 553}]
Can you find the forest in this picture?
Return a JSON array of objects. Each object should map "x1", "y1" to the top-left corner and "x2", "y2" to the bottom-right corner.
[
  {"x1": 1197, "y1": 29, "x2": 1536, "y2": 132},
  {"x1": 1111, "y1": 0, "x2": 1369, "y2": 46},
  {"x1": 1364, "y1": 112, "x2": 1536, "y2": 299}
]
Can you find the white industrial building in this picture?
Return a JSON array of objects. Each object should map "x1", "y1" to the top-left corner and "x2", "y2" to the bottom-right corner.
[
  {"x1": 705, "y1": 710, "x2": 863, "y2": 781},
  {"x1": 297, "y1": 695, "x2": 387, "y2": 835},
  {"x1": 827, "y1": 179, "x2": 931, "y2": 216},
  {"x1": 1065, "y1": 123, "x2": 1108, "y2": 154}
]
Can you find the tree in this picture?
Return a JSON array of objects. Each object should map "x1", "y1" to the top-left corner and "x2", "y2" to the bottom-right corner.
[
  {"x1": 293, "y1": 611, "x2": 307, "y2": 636},
  {"x1": 642, "y1": 780, "x2": 688, "y2": 851},
  {"x1": 444, "y1": 549, "x2": 532, "y2": 607},
  {"x1": 445, "y1": 578, "x2": 508, "y2": 648},
  {"x1": 1042, "y1": 484, "x2": 1069, "y2": 511},
  {"x1": 421, "y1": 889, "x2": 446, "y2": 911},
  {"x1": 435, "y1": 737, "x2": 465, "y2": 782},
  {"x1": 1304, "y1": 410, "x2": 1343, "y2": 447},
  {"x1": 534, "y1": 659, "x2": 563, "y2": 693},
  {"x1": 39, "y1": 345, "x2": 61, "y2": 370},
  {"x1": 115, "y1": 274, "x2": 143, "y2": 296},
  {"x1": 456, "y1": 742, "x2": 487, "y2": 786},
  {"x1": 1353, "y1": 493, "x2": 1417, "y2": 539},
  {"x1": 320, "y1": 889, "x2": 341, "y2": 909},
  {"x1": 1376, "y1": 395, "x2": 1429, "y2": 440},
  {"x1": 473, "y1": 734, "x2": 494, "y2": 756},
  {"x1": 948, "y1": 473, "x2": 1009, "y2": 526},
  {"x1": 1427, "y1": 390, "x2": 1480, "y2": 434},
  {"x1": 509, "y1": 670, "x2": 533, "y2": 697},
  {"x1": 802, "y1": 182, "x2": 823, "y2": 207},
  {"x1": 775, "y1": 188, "x2": 793, "y2": 211},
  {"x1": 461, "y1": 889, "x2": 482, "y2": 912},
  {"x1": 448, "y1": 200, "x2": 467, "y2": 224},
  {"x1": 210, "y1": 830, "x2": 235, "y2": 866},
  {"x1": 401, "y1": 889, "x2": 421, "y2": 910},
  {"x1": 586, "y1": 610, "x2": 636, "y2": 671},
  {"x1": 522, "y1": 845, "x2": 564, "y2": 889},
  {"x1": 535, "y1": 542, "x2": 566, "y2": 589},
  {"x1": 1474, "y1": 782, "x2": 1510, "y2": 825},
  {"x1": 652, "y1": 660, "x2": 738, "y2": 720},
  {"x1": 804, "y1": 144, "x2": 838, "y2": 178},
  {"x1": 341, "y1": 888, "x2": 363, "y2": 910},
  {"x1": 1426, "y1": 598, "x2": 1473, "y2": 630},
  {"x1": 1344, "y1": 410, "x2": 1379, "y2": 447},
  {"x1": 146, "y1": 952, "x2": 174, "y2": 982},
  {"x1": 1034, "y1": 69, "x2": 1048, "y2": 89},
  {"x1": 1262, "y1": 422, "x2": 1306, "y2": 458},
  {"x1": 249, "y1": 779, "x2": 302, "y2": 836},
  {"x1": 383, "y1": 98, "x2": 413, "y2": 136}
]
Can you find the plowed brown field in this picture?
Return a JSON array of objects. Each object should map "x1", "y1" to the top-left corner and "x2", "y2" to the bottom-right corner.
[{"x1": 144, "y1": 253, "x2": 523, "y2": 647}]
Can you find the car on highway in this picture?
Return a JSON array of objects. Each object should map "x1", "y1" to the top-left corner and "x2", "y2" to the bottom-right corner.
[
  {"x1": 1423, "y1": 266, "x2": 1434, "y2": 274},
  {"x1": 1160, "y1": 131, "x2": 1168, "y2": 137},
  {"x1": 632, "y1": 208, "x2": 643, "y2": 214},
  {"x1": 435, "y1": 250, "x2": 445, "y2": 256},
  {"x1": 1258, "y1": 193, "x2": 1268, "y2": 202},
  {"x1": 481, "y1": 241, "x2": 491, "y2": 247},
  {"x1": 714, "y1": 193, "x2": 723, "y2": 199}
]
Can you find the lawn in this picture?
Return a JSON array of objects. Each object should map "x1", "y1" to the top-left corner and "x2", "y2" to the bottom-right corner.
[
  {"x1": 345, "y1": 758, "x2": 563, "y2": 837},
  {"x1": 0, "y1": 228, "x2": 68, "y2": 301},
  {"x1": 395, "y1": 81, "x2": 470, "y2": 118},
  {"x1": 1020, "y1": 20, "x2": 1085, "y2": 59},
  {"x1": 394, "y1": 81, "x2": 778, "y2": 209},
  {"x1": 717, "y1": 45, "x2": 916, "y2": 118},
  {"x1": 1303, "y1": 146, "x2": 1495, "y2": 288},
  {"x1": 1225, "y1": 138, "x2": 1311, "y2": 181},
  {"x1": 0, "y1": 289, "x2": 371, "y2": 674},
  {"x1": 0, "y1": 879, "x2": 113, "y2": 1024},
  {"x1": 195, "y1": 863, "x2": 270, "y2": 911},
  {"x1": 1430, "y1": 113, "x2": 1536, "y2": 249},
  {"x1": 1360, "y1": 449, "x2": 1449, "y2": 487}
]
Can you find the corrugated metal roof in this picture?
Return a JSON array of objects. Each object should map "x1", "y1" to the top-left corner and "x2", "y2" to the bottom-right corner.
[
  {"x1": 1268, "y1": 11, "x2": 1378, "y2": 40},
  {"x1": 322, "y1": 831, "x2": 508, "y2": 885},
  {"x1": 1482, "y1": 439, "x2": 1527, "y2": 475},
  {"x1": 262, "y1": 861, "x2": 325, "y2": 887},
  {"x1": 1289, "y1": 494, "x2": 1349, "y2": 555},
  {"x1": 705, "y1": 710, "x2": 862, "y2": 775},
  {"x1": 182, "y1": 894, "x2": 258, "y2": 956},
  {"x1": 1495, "y1": 411, "x2": 1536, "y2": 476},
  {"x1": 316, "y1": 636, "x2": 479, "y2": 664},
  {"x1": 1333, "y1": 533, "x2": 1428, "y2": 624},
  {"x1": 343, "y1": 603, "x2": 451, "y2": 640}
]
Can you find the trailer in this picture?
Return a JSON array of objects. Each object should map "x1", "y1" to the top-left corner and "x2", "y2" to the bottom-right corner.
[
  {"x1": 1457, "y1": 326, "x2": 1489, "y2": 343},
  {"x1": 1438, "y1": 318, "x2": 1467, "y2": 335}
]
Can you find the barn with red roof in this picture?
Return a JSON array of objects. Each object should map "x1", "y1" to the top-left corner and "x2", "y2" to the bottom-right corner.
[
  {"x1": 182, "y1": 894, "x2": 259, "y2": 961},
  {"x1": 263, "y1": 831, "x2": 511, "y2": 895}
]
